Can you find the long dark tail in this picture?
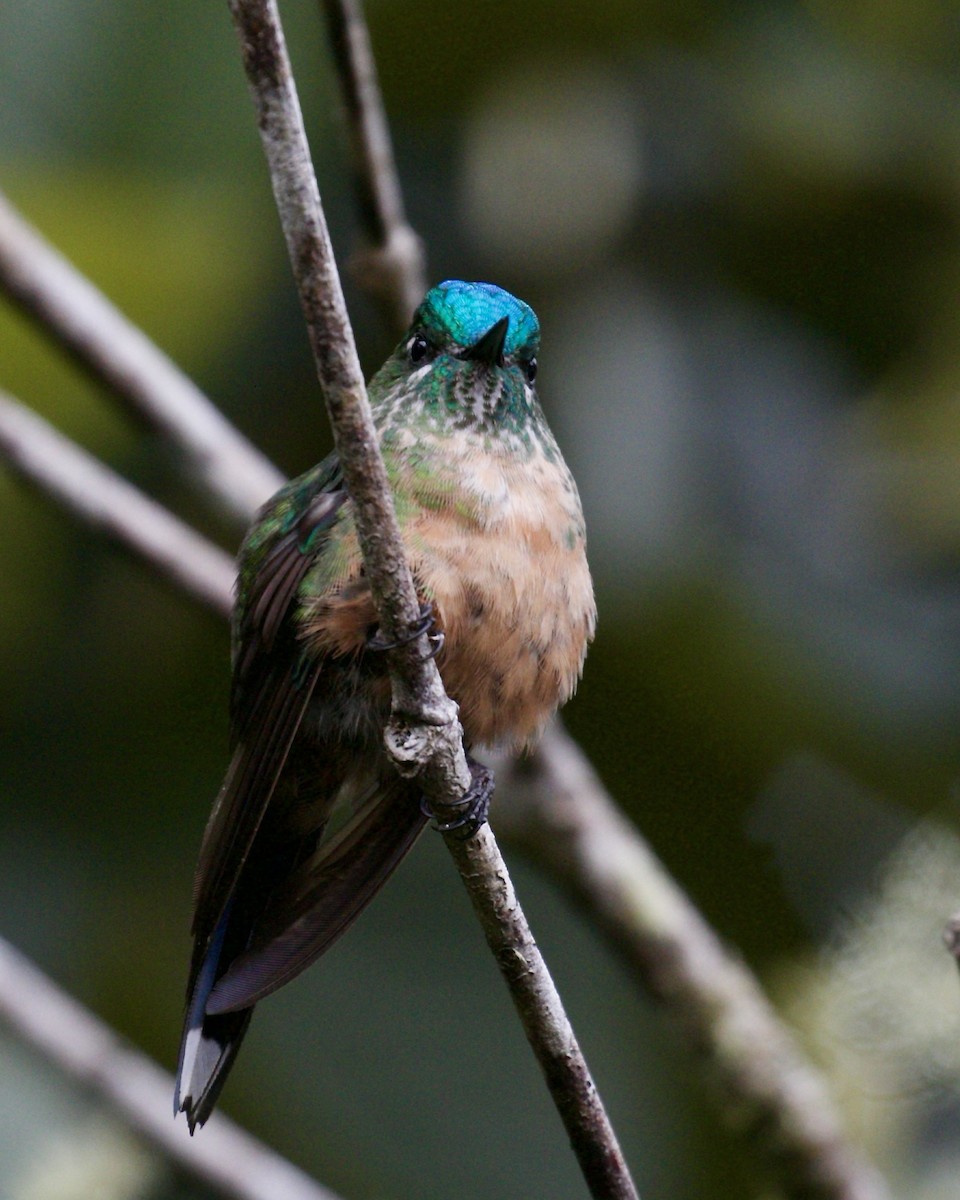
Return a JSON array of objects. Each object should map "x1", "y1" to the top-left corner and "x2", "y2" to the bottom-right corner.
[{"x1": 175, "y1": 781, "x2": 426, "y2": 1129}]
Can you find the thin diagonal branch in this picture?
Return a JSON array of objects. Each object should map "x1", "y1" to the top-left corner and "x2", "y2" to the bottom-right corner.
[
  {"x1": 0, "y1": 190, "x2": 284, "y2": 522},
  {"x1": 320, "y1": 0, "x2": 427, "y2": 330},
  {"x1": 493, "y1": 725, "x2": 893, "y2": 1200},
  {"x1": 0, "y1": 389, "x2": 234, "y2": 619},
  {"x1": 0, "y1": 935, "x2": 344, "y2": 1200},
  {"x1": 227, "y1": 3, "x2": 639, "y2": 1197}
]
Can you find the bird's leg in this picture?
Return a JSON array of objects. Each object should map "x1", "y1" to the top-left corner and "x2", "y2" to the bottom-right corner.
[
  {"x1": 420, "y1": 756, "x2": 494, "y2": 839},
  {"x1": 366, "y1": 600, "x2": 444, "y2": 659}
]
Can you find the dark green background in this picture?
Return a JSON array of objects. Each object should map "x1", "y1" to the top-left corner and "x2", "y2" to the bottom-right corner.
[{"x1": 2, "y1": 2, "x2": 960, "y2": 1196}]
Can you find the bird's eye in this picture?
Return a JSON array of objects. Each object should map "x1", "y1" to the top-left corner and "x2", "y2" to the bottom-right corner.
[
  {"x1": 524, "y1": 357, "x2": 538, "y2": 383},
  {"x1": 408, "y1": 334, "x2": 430, "y2": 365}
]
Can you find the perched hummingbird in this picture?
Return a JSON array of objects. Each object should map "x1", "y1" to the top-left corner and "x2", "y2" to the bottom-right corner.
[{"x1": 175, "y1": 280, "x2": 596, "y2": 1130}]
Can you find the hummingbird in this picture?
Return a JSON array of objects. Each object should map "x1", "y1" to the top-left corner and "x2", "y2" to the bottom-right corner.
[{"x1": 174, "y1": 280, "x2": 596, "y2": 1130}]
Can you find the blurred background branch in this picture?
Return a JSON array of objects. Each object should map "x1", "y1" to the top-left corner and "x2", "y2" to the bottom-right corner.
[
  {"x1": 493, "y1": 727, "x2": 892, "y2": 1200},
  {"x1": 0, "y1": 389, "x2": 234, "y2": 619},
  {"x1": 0, "y1": 935, "x2": 345, "y2": 1200},
  {"x1": 319, "y1": 0, "x2": 426, "y2": 330},
  {"x1": 0, "y1": 190, "x2": 283, "y2": 522}
]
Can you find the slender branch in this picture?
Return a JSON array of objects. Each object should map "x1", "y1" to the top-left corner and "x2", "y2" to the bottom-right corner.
[
  {"x1": 492, "y1": 723, "x2": 893, "y2": 1200},
  {"x1": 227, "y1": 4, "x2": 638, "y2": 1197},
  {"x1": 0, "y1": 936, "x2": 344, "y2": 1200},
  {"x1": 0, "y1": 190, "x2": 284, "y2": 523},
  {"x1": 320, "y1": 0, "x2": 427, "y2": 331},
  {"x1": 440, "y1": 824, "x2": 639, "y2": 1198},
  {"x1": 0, "y1": 389, "x2": 234, "y2": 619}
]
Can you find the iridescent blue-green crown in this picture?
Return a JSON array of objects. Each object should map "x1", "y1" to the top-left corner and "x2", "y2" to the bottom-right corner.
[{"x1": 417, "y1": 280, "x2": 539, "y2": 357}]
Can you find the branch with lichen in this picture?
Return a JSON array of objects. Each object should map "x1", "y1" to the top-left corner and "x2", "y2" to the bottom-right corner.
[
  {"x1": 226, "y1": 3, "x2": 639, "y2": 1197},
  {"x1": 491, "y1": 726, "x2": 892, "y2": 1200}
]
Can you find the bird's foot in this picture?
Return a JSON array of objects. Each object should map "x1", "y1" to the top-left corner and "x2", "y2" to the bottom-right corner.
[
  {"x1": 366, "y1": 601, "x2": 444, "y2": 659},
  {"x1": 421, "y1": 759, "x2": 494, "y2": 839}
]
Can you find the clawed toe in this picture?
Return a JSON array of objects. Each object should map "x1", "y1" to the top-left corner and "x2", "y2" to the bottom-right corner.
[
  {"x1": 366, "y1": 602, "x2": 444, "y2": 658},
  {"x1": 421, "y1": 760, "x2": 494, "y2": 839}
]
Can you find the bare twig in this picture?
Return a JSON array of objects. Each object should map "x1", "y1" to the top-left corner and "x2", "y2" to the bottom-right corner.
[
  {"x1": 0, "y1": 190, "x2": 284, "y2": 522},
  {"x1": 227, "y1": 3, "x2": 638, "y2": 1197},
  {"x1": 439, "y1": 823, "x2": 640, "y2": 1198},
  {"x1": 493, "y1": 723, "x2": 893, "y2": 1200},
  {"x1": 0, "y1": 936, "x2": 343, "y2": 1200},
  {"x1": 320, "y1": 0, "x2": 427, "y2": 330},
  {"x1": 0, "y1": 389, "x2": 234, "y2": 619}
]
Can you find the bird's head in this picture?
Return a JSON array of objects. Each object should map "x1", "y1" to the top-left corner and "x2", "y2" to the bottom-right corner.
[{"x1": 372, "y1": 281, "x2": 543, "y2": 437}]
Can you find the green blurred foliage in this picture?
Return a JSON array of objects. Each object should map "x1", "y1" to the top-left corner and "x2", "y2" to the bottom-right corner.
[{"x1": 2, "y1": 1, "x2": 960, "y2": 1198}]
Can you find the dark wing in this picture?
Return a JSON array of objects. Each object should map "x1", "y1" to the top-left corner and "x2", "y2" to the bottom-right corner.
[
  {"x1": 189, "y1": 462, "x2": 347, "y2": 971},
  {"x1": 177, "y1": 461, "x2": 349, "y2": 1131},
  {"x1": 175, "y1": 760, "x2": 427, "y2": 1129},
  {"x1": 205, "y1": 776, "x2": 426, "y2": 1013}
]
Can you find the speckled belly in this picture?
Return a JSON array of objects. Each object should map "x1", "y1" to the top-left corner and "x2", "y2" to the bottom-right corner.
[
  {"x1": 408, "y1": 507, "x2": 595, "y2": 751},
  {"x1": 301, "y1": 445, "x2": 596, "y2": 752}
]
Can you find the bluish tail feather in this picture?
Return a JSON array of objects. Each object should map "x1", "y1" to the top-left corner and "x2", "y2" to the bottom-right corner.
[{"x1": 175, "y1": 902, "x2": 252, "y2": 1133}]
